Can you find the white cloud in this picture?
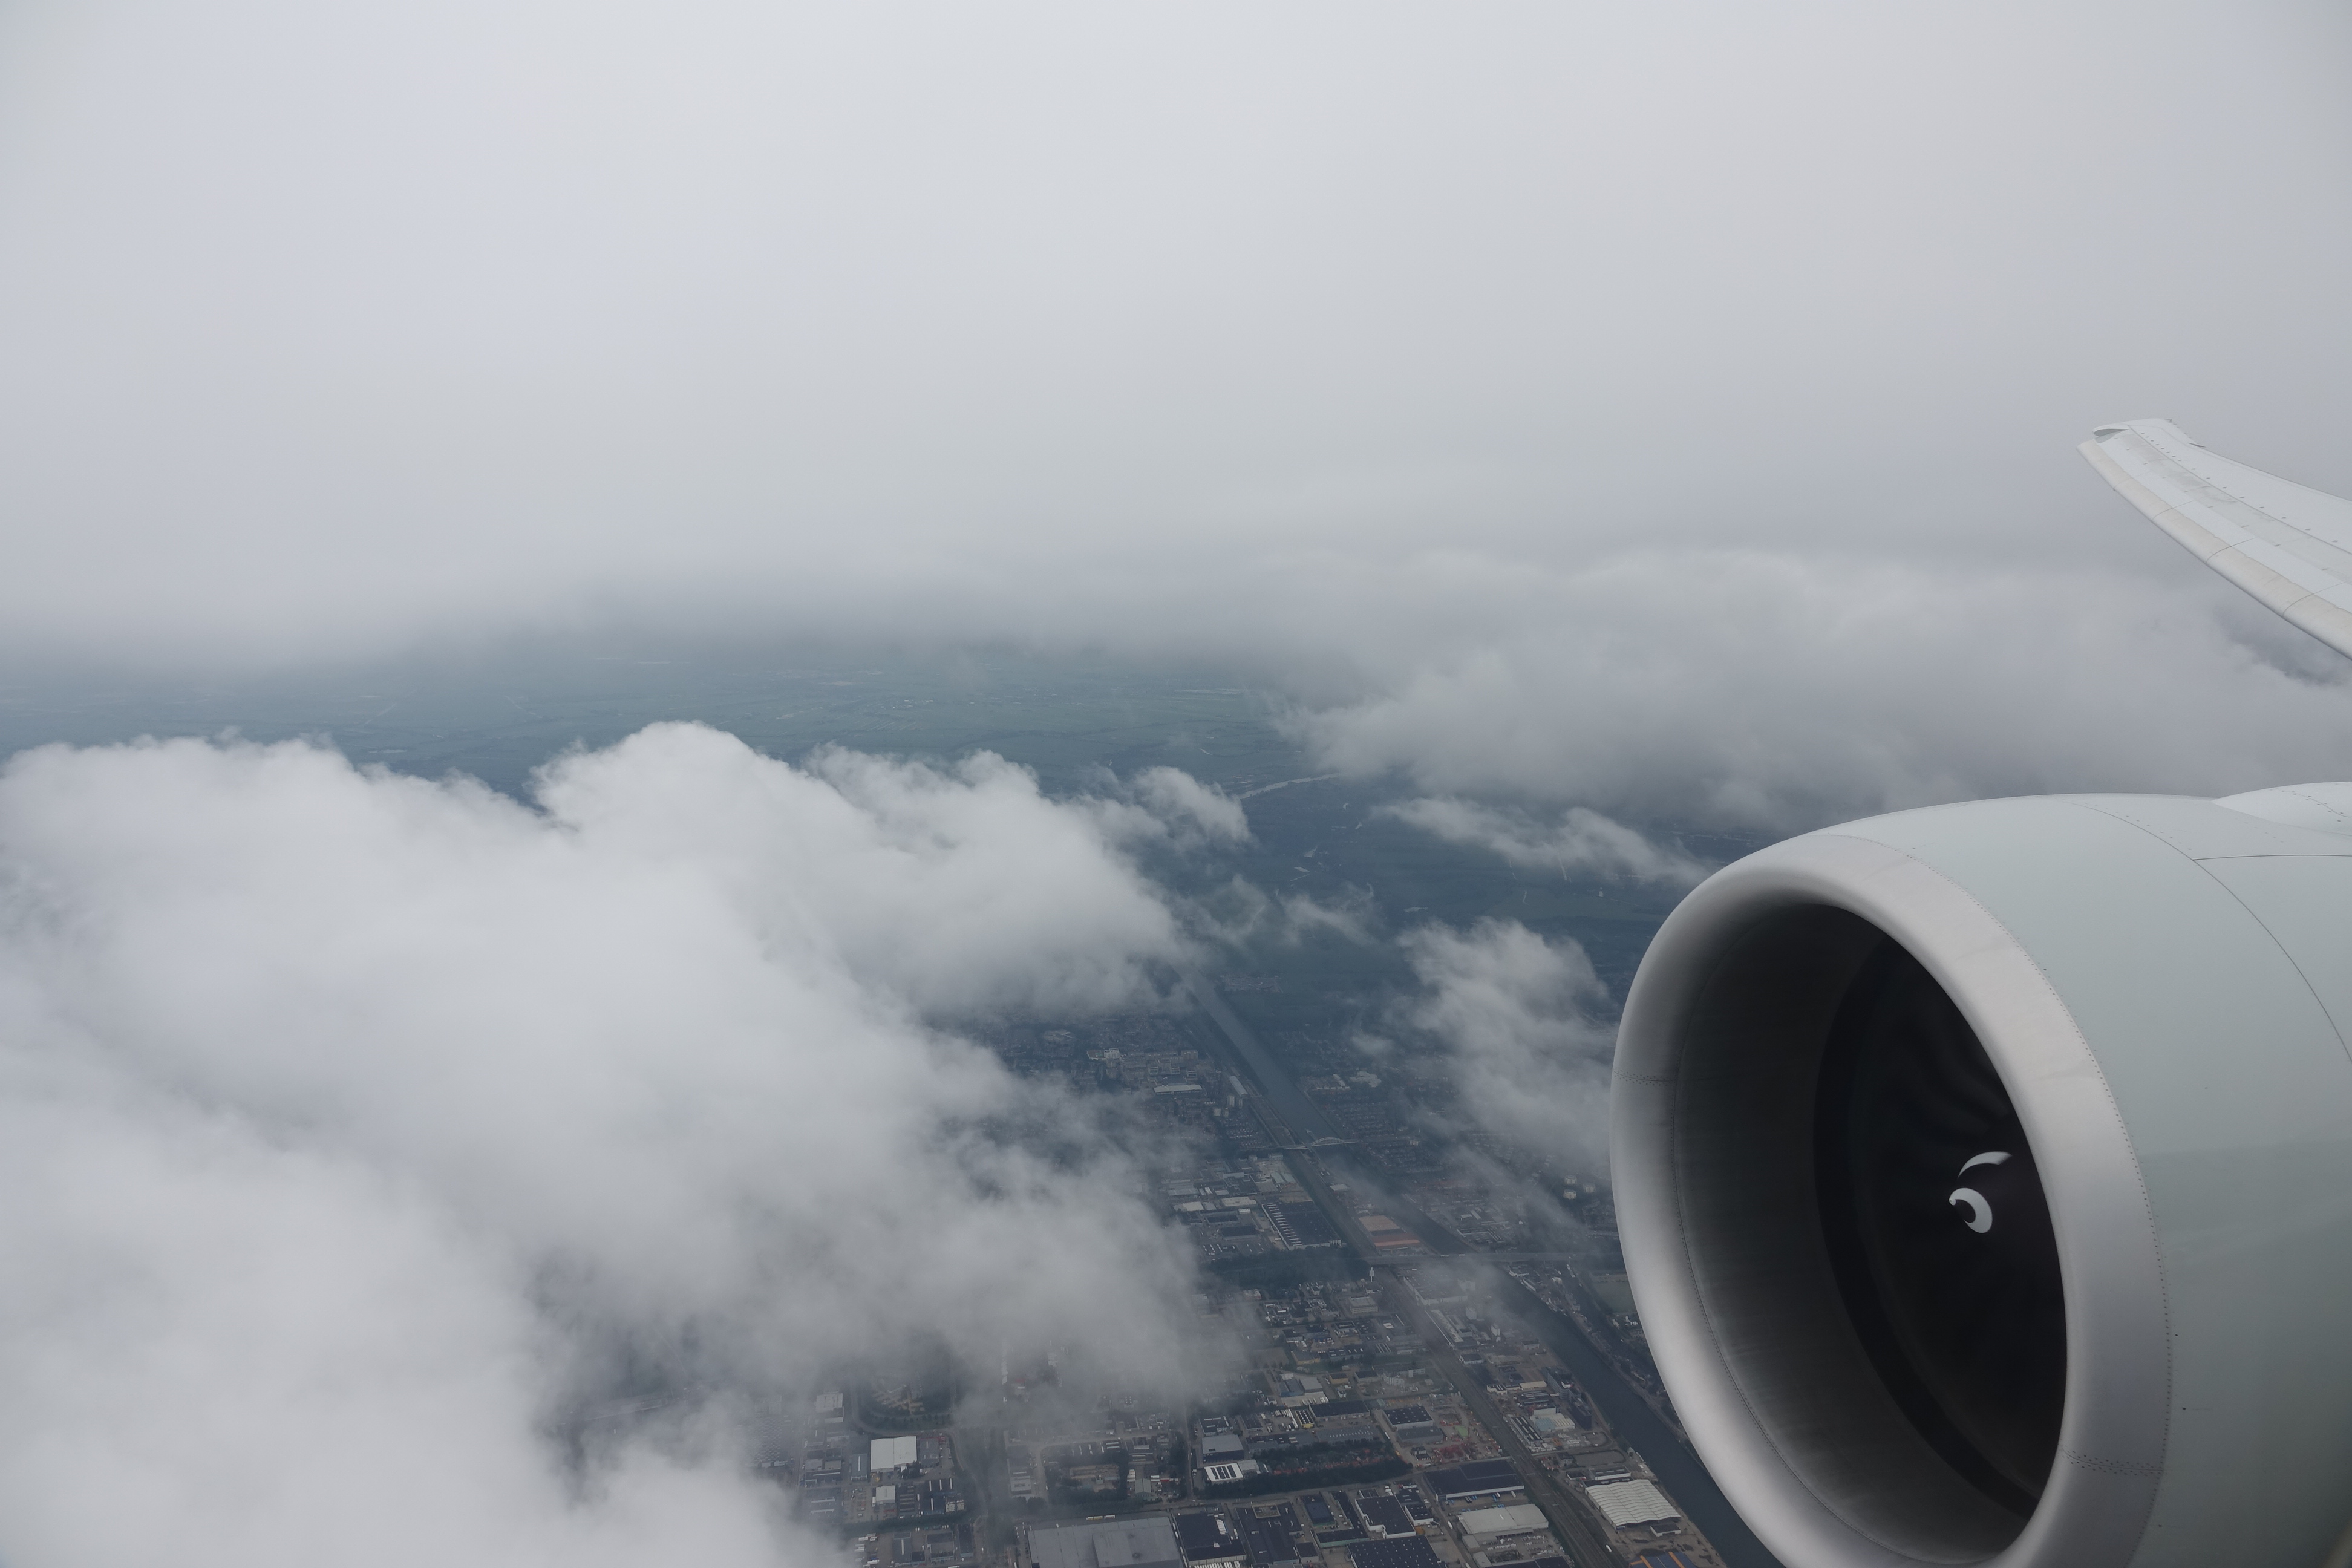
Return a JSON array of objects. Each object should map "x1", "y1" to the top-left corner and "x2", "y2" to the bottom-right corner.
[
  {"x1": 1191, "y1": 877, "x2": 1376, "y2": 952},
  {"x1": 1398, "y1": 921, "x2": 1616, "y2": 1178},
  {"x1": 1383, "y1": 797, "x2": 1706, "y2": 886},
  {"x1": 0, "y1": 1086, "x2": 784, "y2": 1568},
  {"x1": 1129, "y1": 766, "x2": 1250, "y2": 845},
  {"x1": 1308, "y1": 552, "x2": 2352, "y2": 831},
  {"x1": 1074, "y1": 764, "x2": 1252, "y2": 855},
  {"x1": 0, "y1": 725, "x2": 1234, "y2": 1564}
]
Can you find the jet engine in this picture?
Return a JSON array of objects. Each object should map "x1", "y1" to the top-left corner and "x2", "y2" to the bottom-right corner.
[{"x1": 1613, "y1": 783, "x2": 2352, "y2": 1567}]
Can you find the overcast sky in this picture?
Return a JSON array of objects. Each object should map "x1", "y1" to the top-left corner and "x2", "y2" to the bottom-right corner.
[
  {"x1": 8, "y1": 1, "x2": 2352, "y2": 822},
  {"x1": 5, "y1": 7, "x2": 2352, "y2": 1562},
  {"x1": 0, "y1": 2, "x2": 2344, "y2": 638}
]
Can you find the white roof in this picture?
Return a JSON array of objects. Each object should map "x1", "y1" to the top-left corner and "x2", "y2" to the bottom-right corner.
[
  {"x1": 1455, "y1": 1503, "x2": 1550, "y2": 1538},
  {"x1": 870, "y1": 1435, "x2": 919, "y2": 1469},
  {"x1": 1584, "y1": 1478, "x2": 1677, "y2": 1528},
  {"x1": 2083, "y1": 419, "x2": 2352, "y2": 659}
]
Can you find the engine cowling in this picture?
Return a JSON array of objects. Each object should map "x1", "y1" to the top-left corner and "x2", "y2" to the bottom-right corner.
[{"x1": 1613, "y1": 785, "x2": 2352, "y2": 1567}]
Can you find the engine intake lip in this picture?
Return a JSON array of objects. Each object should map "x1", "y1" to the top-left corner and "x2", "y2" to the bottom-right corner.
[{"x1": 1613, "y1": 831, "x2": 2170, "y2": 1568}]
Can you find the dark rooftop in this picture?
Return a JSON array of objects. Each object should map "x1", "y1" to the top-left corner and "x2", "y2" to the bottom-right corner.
[
  {"x1": 1345, "y1": 1537, "x2": 1442, "y2": 1568},
  {"x1": 1174, "y1": 1513, "x2": 1241, "y2": 1561},
  {"x1": 1422, "y1": 1459, "x2": 1522, "y2": 1499}
]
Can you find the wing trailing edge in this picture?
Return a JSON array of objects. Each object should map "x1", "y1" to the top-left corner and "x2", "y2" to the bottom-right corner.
[{"x1": 2082, "y1": 419, "x2": 2352, "y2": 660}]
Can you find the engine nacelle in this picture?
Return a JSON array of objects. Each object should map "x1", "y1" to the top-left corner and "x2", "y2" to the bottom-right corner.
[{"x1": 1613, "y1": 785, "x2": 2352, "y2": 1567}]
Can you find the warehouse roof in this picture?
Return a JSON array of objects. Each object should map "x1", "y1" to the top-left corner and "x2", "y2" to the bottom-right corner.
[
  {"x1": 1455, "y1": 1504, "x2": 1550, "y2": 1539},
  {"x1": 1031, "y1": 1516, "x2": 1182, "y2": 1568},
  {"x1": 1585, "y1": 1480, "x2": 1677, "y2": 1529}
]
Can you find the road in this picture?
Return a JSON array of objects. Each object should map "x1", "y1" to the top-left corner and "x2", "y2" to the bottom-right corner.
[
  {"x1": 1494, "y1": 1275, "x2": 1778, "y2": 1568},
  {"x1": 1179, "y1": 973, "x2": 1344, "y2": 1148},
  {"x1": 1183, "y1": 976, "x2": 1783, "y2": 1568},
  {"x1": 1382, "y1": 1283, "x2": 1622, "y2": 1568}
]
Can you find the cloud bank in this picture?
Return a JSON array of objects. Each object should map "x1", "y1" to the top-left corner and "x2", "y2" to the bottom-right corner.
[
  {"x1": 1313, "y1": 553, "x2": 2352, "y2": 831},
  {"x1": 0, "y1": 725, "x2": 1236, "y2": 1566}
]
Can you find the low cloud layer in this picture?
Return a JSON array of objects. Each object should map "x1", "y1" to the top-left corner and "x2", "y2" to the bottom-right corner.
[
  {"x1": 1111, "y1": 766, "x2": 1251, "y2": 851},
  {"x1": 0, "y1": 725, "x2": 1237, "y2": 1566},
  {"x1": 1308, "y1": 552, "x2": 2352, "y2": 831},
  {"x1": 1395, "y1": 920, "x2": 1616, "y2": 1180},
  {"x1": 1384, "y1": 797, "x2": 1707, "y2": 887}
]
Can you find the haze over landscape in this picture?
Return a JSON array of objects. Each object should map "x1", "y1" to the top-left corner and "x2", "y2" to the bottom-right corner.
[{"x1": 4, "y1": 5, "x2": 2351, "y2": 1566}]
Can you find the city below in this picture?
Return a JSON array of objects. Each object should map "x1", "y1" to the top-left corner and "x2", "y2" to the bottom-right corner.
[{"x1": 763, "y1": 973, "x2": 1760, "y2": 1568}]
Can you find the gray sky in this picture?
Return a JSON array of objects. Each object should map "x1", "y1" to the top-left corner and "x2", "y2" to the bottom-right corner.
[
  {"x1": 8, "y1": 1, "x2": 2352, "y2": 823},
  {"x1": 4, "y1": 2, "x2": 2350, "y2": 652}
]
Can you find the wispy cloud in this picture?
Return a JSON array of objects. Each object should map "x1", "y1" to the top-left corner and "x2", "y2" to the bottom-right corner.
[
  {"x1": 1395, "y1": 920, "x2": 1616, "y2": 1178},
  {"x1": 1383, "y1": 797, "x2": 1707, "y2": 886}
]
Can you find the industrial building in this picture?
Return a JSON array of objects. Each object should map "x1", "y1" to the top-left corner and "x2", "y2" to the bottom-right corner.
[
  {"x1": 1345, "y1": 1536, "x2": 1442, "y2": 1568},
  {"x1": 1420, "y1": 1460, "x2": 1522, "y2": 1501},
  {"x1": 1353, "y1": 1494, "x2": 1415, "y2": 1537},
  {"x1": 1582, "y1": 1479, "x2": 1677, "y2": 1530},
  {"x1": 1173, "y1": 1512, "x2": 1246, "y2": 1568},
  {"x1": 1028, "y1": 1517, "x2": 1183, "y2": 1568},
  {"x1": 1454, "y1": 1504, "x2": 1549, "y2": 1541}
]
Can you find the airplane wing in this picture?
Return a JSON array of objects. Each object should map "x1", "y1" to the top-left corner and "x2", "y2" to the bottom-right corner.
[{"x1": 2082, "y1": 418, "x2": 2352, "y2": 659}]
